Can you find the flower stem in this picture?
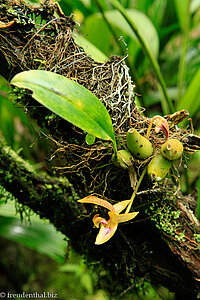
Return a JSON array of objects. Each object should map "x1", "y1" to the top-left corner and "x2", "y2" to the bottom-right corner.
[{"x1": 125, "y1": 167, "x2": 146, "y2": 213}]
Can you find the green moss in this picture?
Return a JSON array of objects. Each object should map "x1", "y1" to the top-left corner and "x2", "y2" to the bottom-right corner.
[
  {"x1": 194, "y1": 234, "x2": 200, "y2": 244},
  {"x1": 146, "y1": 202, "x2": 185, "y2": 241}
]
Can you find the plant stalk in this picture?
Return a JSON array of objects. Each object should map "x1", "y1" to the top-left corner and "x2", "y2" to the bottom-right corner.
[{"x1": 125, "y1": 167, "x2": 146, "y2": 213}]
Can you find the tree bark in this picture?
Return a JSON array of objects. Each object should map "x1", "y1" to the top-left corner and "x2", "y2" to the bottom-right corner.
[{"x1": 0, "y1": 1, "x2": 200, "y2": 298}]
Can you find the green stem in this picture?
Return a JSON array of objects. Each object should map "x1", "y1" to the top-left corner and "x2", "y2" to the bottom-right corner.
[
  {"x1": 125, "y1": 167, "x2": 146, "y2": 213},
  {"x1": 110, "y1": 0, "x2": 174, "y2": 114},
  {"x1": 112, "y1": 139, "x2": 118, "y2": 157}
]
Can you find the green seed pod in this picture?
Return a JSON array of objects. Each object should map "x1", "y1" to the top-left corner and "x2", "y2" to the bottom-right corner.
[
  {"x1": 126, "y1": 128, "x2": 154, "y2": 159},
  {"x1": 112, "y1": 150, "x2": 133, "y2": 169},
  {"x1": 161, "y1": 139, "x2": 183, "y2": 160},
  {"x1": 147, "y1": 154, "x2": 172, "y2": 182}
]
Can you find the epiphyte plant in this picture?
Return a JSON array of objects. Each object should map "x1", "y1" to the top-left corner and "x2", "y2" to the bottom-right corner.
[{"x1": 11, "y1": 70, "x2": 187, "y2": 244}]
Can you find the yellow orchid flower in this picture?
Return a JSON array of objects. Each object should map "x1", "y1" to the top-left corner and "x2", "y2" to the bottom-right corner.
[{"x1": 78, "y1": 196, "x2": 139, "y2": 245}]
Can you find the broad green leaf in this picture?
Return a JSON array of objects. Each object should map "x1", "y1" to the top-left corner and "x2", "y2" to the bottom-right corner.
[
  {"x1": 176, "y1": 68, "x2": 200, "y2": 117},
  {"x1": 105, "y1": 9, "x2": 159, "y2": 58},
  {"x1": 73, "y1": 34, "x2": 108, "y2": 63},
  {"x1": 191, "y1": 0, "x2": 200, "y2": 13},
  {"x1": 0, "y1": 200, "x2": 67, "y2": 262},
  {"x1": 11, "y1": 70, "x2": 116, "y2": 149},
  {"x1": 0, "y1": 216, "x2": 67, "y2": 262},
  {"x1": 82, "y1": 14, "x2": 112, "y2": 55}
]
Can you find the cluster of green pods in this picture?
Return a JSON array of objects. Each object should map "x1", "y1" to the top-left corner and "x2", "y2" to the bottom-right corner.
[
  {"x1": 113, "y1": 125, "x2": 184, "y2": 182},
  {"x1": 148, "y1": 138, "x2": 183, "y2": 182}
]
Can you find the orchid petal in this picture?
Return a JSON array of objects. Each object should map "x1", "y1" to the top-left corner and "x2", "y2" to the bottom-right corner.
[
  {"x1": 113, "y1": 200, "x2": 132, "y2": 213},
  {"x1": 95, "y1": 222, "x2": 118, "y2": 245},
  {"x1": 78, "y1": 196, "x2": 114, "y2": 211},
  {"x1": 93, "y1": 214, "x2": 108, "y2": 228},
  {"x1": 108, "y1": 211, "x2": 139, "y2": 223}
]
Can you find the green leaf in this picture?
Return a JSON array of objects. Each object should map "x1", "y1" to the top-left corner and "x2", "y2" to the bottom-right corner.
[
  {"x1": 0, "y1": 199, "x2": 67, "y2": 262},
  {"x1": 105, "y1": 9, "x2": 159, "y2": 58},
  {"x1": 11, "y1": 70, "x2": 116, "y2": 150},
  {"x1": 109, "y1": 0, "x2": 174, "y2": 114},
  {"x1": 176, "y1": 68, "x2": 200, "y2": 118},
  {"x1": 83, "y1": 14, "x2": 112, "y2": 55},
  {"x1": 174, "y1": 0, "x2": 191, "y2": 101},
  {"x1": 174, "y1": 0, "x2": 191, "y2": 32},
  {"x1": 73, "y1": 34, "x2": 108, "y2": 63},
  {"x1": 149, "y1": 0, "x2": 167, "y2": 28},
  {"x1": 0, "y1": 215, "x2": 67, "y2": 263},
  {"x1": 191, "y1": 0, "x2": 200, "y2": 13}
]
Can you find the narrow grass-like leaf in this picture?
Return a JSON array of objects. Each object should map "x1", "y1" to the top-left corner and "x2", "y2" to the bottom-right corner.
[
  {"x1": 110, "y1": 0, "x2": 174, "y2": 114},
  {"x1": 174, "y1": 0, "x2": 191, "y2": 101},
  {"x1": 176, "y1": 68, "x2": 200, "y2": 118},
  {"x1": 105, "y1": 9, "x2": 159, "y2": 58},
  {"x1": 11, "y1": 70, "x2": 117, "y2": 152},
  {"x1": 174, "y1": 0, "x2": 191, "y2": 32}
]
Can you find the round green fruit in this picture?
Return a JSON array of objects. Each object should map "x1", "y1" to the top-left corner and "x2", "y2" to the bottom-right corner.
[
  {"x1": 161, "y1": 139, "x2": 183, "y2": 160},
  {"x1": 147, "y1": 154, "x2": 172, "y2": 182}
]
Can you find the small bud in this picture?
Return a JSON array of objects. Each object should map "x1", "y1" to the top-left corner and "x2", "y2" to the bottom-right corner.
[
  {"x1": 161, "y1": 139, "x2": 183, "y2": 160},
  {"x1": 147, "y1": 154, "x2": 172, "y2": 182},
  {"x1": 154, "y1": 116, "x2": 169, "y2": 139},
  {"x1": 126, "y1": 128, "x2": 154, "y2": 159}
]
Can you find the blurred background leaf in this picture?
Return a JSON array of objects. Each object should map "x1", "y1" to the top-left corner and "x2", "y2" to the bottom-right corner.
[{"x1": 0, "y1": 192, "x2": 68, "y2": 263}]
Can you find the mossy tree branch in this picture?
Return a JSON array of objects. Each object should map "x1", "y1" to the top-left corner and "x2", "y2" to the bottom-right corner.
[{"x1": 0, "y1": 140, "x2": 80, "y2": 235}]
